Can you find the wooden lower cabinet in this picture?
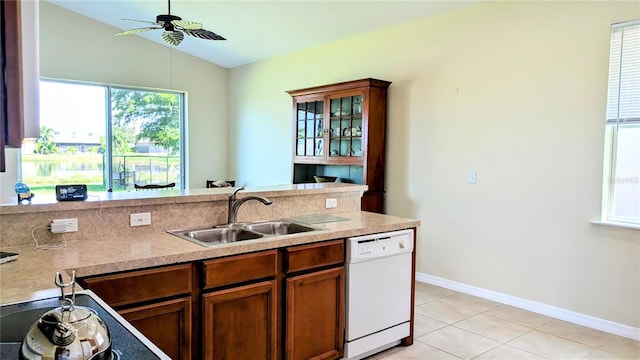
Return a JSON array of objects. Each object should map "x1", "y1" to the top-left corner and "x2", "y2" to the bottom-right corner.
[
  {"x1": 80, "y1": 240, "x2": 354, "y2": 360},
  {"x1": 119, "y1": 297, "x2": 193, "y2": 360},
  {"x1": 202, "y1": 280, "x2": 278, "y2": 360},
  {"x1": 286, "y1": 267, "x2": 344, "y2": 360},
  {"x1": 78, "y1": 263, "x2": 195, "y2": 359}
]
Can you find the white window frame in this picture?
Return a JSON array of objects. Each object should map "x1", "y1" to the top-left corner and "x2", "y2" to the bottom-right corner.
[{"x1": 600, "y1": 20, "x2": 640, "y2": 229}]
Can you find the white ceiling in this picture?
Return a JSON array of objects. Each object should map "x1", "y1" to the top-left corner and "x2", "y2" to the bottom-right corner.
[{"x1": 47, "y1": 0, "x2": 480, "y2": 69}]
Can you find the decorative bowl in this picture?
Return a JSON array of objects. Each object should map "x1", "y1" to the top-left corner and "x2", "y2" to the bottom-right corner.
[{"x1": 313, "y1": 176, "x2": 338, "y2": 183}]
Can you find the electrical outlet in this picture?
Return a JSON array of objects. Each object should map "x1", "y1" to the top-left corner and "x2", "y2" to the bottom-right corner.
[
  {"x1": 51, "y1": 218, "x2": 78, "y2": 233},
  {"x1": 130, "y1": 212, "x2": 151, "y2": 227},
  {"x1": 325, "y1": 198, "x2": 337, "y2": 209}
]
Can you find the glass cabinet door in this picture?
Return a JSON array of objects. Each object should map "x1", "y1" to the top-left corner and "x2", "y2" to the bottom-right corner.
[
  {"x1": 329, "y1": 95, "x2": 363, "y2": 158},
  {"x1": 295, "y1": 100, "x2": 324, "y2": 158}
]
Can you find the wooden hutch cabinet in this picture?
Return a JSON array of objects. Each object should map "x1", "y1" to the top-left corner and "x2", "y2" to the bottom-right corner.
[{"x1": 287, "y1": 78, "x2": 391, "y2": 213}]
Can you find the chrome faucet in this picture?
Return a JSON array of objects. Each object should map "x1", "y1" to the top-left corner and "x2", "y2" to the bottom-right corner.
[{"x1": 228, "y1": 186, "x2": 273, "y2": 224}]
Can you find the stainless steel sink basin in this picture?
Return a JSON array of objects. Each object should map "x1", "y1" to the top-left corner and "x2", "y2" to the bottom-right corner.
[
  {"x1": 168, "y1": 227, "x2": 264, "y2": 247},
  {"x1": 168, "y1": 220, "x2": 322, "y2": 247},
  {"x1": 244, "y1": 221, "x2": 318, "y2": 236}
]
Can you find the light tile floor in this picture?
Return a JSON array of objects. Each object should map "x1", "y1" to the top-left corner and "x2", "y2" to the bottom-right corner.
[{"x1": 366, "y1": 282, "x2": 640, "y2": 360}]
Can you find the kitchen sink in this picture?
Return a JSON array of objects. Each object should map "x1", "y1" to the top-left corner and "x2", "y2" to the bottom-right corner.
[
  {"x1": 168, "y1": 227, "x2": 264, "y2": 247},
  {"x1": 168, "y1": 220, "x2": 321, "y2": 247},
  {"x1": 244, "y1": 221, "x2": 318, "y2": 236}
]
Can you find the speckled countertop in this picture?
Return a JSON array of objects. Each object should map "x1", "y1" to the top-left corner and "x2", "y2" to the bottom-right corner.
[{"x1": 0, "y1": 211, "x2": 419, "y2": 305}]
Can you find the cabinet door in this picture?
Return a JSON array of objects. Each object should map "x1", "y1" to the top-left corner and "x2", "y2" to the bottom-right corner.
[
  {"x1": 286, "y1": 267, "x2": 344, "y2": 360},
  {"x1": 294, "y1": 98, "x2": 326, "y2": 161},
  {"x1": 203, "y1": 280, "x2": 278, "y2": 360},
  {"x1": 1, "y1": 0, "x2": 24, "y2": 164},
  {"x1": 119, "y1": 297, "x2": 192, "y2": 360},
  {"x1": 328, "y1": 93, "x2": 364, "y2": 162}
]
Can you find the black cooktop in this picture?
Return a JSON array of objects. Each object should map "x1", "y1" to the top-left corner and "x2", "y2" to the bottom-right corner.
[{"x1": 0, "y1": 292, "x2": 164, "y2": 360}]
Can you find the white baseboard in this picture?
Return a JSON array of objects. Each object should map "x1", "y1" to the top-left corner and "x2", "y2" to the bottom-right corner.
[{"x1": 416, "y1": 272, "x2": 640, "y2": 341}]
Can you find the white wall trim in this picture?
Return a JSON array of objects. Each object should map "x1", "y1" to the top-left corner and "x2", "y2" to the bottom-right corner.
[{"x1": 416, "y1": 272, "x2": 640, "y2": 341}]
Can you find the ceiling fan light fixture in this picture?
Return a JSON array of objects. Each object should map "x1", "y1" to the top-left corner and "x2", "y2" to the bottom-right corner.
[{"x1": 115, "y1": 0, "x2": 226, "y2": 46}]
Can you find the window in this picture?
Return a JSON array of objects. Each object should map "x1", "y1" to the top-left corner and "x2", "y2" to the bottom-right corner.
[
  {"x1": 21, "y1": 80, "x2": 185, "y2": 194},
  {"x1": 602, "y1": 20, "x2": 640, "y2": 227}
]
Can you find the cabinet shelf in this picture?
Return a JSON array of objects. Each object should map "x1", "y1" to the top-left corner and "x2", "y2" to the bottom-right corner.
[
  {"x1": 287, "y1": 78, "x2": 391, "y2": 213},
  {"x1": 330, "y1": 116, "x2": 362, "y2": 120}
]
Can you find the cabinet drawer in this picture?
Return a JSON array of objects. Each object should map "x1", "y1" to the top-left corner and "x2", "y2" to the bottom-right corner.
[
  {"x1": 81, "y1": 263, "x2": 193, "y2": 307},
  {"x1": 203, "y1": 250, "x2": 277, "y2": 290},
  {"x1": 285, "y1": 239, "x2": 344, "y2": 274}
]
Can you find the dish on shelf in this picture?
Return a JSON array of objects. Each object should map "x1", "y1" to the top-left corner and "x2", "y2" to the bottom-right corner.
[{"x1": 314, "y1": 175, "x2": 338, "y2": 183}]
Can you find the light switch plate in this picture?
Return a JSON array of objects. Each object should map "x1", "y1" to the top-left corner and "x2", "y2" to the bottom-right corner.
[{"x1": 469, "y1": 170, "x2": 477, "y2": 184}]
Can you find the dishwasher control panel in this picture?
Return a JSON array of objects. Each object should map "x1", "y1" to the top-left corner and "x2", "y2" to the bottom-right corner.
[{"x1": 347, "y1": 229, "x2": 414, "y2": 263}]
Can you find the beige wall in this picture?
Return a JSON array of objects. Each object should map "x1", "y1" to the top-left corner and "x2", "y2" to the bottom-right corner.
[
  {"x1": 229, "y1": 1, "x2": 640, "y2": 327},
  {"x1": 18, "y1": 2, "x2": 229, "y2": 192},
  {"x1": 2, "y1": 0, "x2": 637, "y2": 329}
]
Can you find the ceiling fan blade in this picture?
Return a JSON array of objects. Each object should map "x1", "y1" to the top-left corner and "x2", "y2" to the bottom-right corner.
[
  {"x1": 183, "y1": 28, "x2": 226, "y2": 41},
  {"x1": 162, "y1": 30, "x2": 184, "y2": 46},
  {"x1": 116, "y1": 27, "x2": 162, "y2": 36},
  {"x1": 122, "y1": 18, "x2": 161, "y2": 26},
  {"x1": 172, "y1": 19, "x2": 202, "y2": 30}
]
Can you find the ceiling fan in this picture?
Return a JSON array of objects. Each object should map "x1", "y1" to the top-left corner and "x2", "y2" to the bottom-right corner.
[{"x1": 115, "y1": 0, "x2": 226, "y2": 46}]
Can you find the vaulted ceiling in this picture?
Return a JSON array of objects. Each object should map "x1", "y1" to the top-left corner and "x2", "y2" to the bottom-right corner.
[{"x1": 47, "y1": 0, "x2": 480, "y2": 68}]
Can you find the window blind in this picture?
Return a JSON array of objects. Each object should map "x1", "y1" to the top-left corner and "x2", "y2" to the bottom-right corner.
[{"x1": 606, "y1": 20, "x2": 640, "y2": 124}]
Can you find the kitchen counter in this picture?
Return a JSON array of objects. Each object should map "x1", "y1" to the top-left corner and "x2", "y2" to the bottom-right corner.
[
  {"x1": 0, "y1": 183, "x2": 364, "y2": 213},
  {"x1": 0, "y1": 211, "x2": 419, "y2": 304}
]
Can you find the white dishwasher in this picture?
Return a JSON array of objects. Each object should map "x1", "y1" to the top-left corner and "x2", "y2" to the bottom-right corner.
[{"x1": 344, "y1": 229, "x2": 414, "y2": 360}]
